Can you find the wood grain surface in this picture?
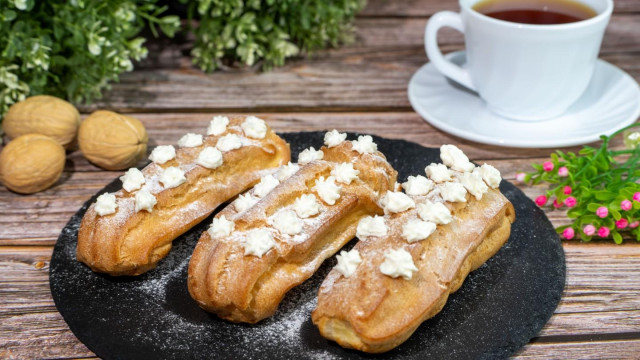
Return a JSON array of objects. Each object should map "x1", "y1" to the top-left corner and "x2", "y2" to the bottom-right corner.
[{"x1": 1, "y1": 0, "x2": 639, "y2": 358}]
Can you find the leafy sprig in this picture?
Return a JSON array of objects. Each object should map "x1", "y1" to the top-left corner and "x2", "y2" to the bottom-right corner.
[
  {"x1": 523, "y1": 123, "x2": 640, "y2": 244},
  {"x1": 0, "y1": 0, "x2": 179, "y2": 120}
]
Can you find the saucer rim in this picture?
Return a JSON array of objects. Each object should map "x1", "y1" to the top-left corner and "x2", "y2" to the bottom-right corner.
[{"x1": 408, "y1": 51, "x2": 640, "y2": 148}]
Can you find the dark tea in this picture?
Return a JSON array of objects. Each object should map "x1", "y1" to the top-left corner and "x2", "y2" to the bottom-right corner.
[{"x1": 473, "y1": 0, "x2": 597, "y2": 25}]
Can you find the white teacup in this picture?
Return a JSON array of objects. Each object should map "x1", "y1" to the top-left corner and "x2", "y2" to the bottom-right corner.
[{"x1": 425, "y1": 0, "x2": 613, "y2": 121}]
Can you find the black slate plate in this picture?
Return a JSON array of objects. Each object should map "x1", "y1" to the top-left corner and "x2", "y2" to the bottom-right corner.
[{"x1": 50, "y1": 132, "x2": 565, "y2": 360}]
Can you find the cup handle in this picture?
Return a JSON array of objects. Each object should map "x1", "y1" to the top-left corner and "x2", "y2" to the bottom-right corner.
[{"x1": 425, "y1": 11, "x2": 475, "y2": 91}]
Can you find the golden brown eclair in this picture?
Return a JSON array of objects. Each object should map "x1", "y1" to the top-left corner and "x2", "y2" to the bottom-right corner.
[
  {"x1": 188, "y1": 136, "x2": 397, "y2": 323},
  {"x1": 312, "y1": 148, "x2": 515, "y2": 353},
  {"x1": 77, "y1": 116, "x2": 290, "y2": 276}
]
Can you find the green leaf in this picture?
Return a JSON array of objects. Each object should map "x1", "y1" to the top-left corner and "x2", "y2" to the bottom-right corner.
[{"x1": 612, "y1": 231, "x2": 623, "y2": 244}]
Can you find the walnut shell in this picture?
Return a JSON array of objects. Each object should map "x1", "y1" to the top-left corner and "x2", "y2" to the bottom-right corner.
[
  {"x1": 0, "y1": 134, "x2": 66, "y2": 194},
  {"x1": 3, "y1": 95, "x2": 81, "y2": 149},
  {"x1": 78, "y1": 110, "x2": 148, "y2": 170}
]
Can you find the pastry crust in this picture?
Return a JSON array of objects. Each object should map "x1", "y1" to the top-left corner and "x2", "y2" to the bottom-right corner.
[
  {"x1": 188, "y1": 141, "x2": 397, "y2": 323},
  {"x1": 77, "y1": 117, "x2": 290, "y2": 276},
  {"x1": 312, "y1": 183, "x2": 515, "y2": 353}
]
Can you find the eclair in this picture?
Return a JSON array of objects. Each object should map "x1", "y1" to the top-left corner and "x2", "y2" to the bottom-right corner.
[
  {"x1": 188, "y1": 131, "x2": 397, "y2": 323},
  {"x1": 312, "y1": 145, "x2": 516, "y2": 353},
  {"x1": 77, "y1": 116, "x2": 290, "y2": 276}
]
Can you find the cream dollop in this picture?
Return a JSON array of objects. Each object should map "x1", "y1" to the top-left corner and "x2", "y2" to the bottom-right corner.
[
  {"x1": 177, "y1": 133, "x2": 203, "y2": 148},
  {"x1": 276, "y1": 162, "x2": 300, "y2": 181},
  {"x1": 207, "y1": 115, "x2": 229, "y2": 136},
  {"x1": 298, "y1": 147, "x2": 324, "y2": 164},
  {"x1": 293, "y1": 194, "x2": 321, "y2": 218},
  {"x1": 324, "y1": 130, "x2": 347, "y2": 148},
  {"x1": 244, "y1": 229, "x2": 276, "y2": 257},
  {"x1": 242, "y1": 116, "x2": 267, "y2": 139},
  {"x1": 95, "y1": 193, "x2": 117, "y2": 216},
  {"x1": 196, "y1": 147, "x2": 224, "y2": 169},
  {"x1": 134, "y1": 190, "x2": 157, "y2": 213},
  {"x1": 120, "y1": 168, "x2": 145, "y2": 192},
  {"x1": 402, "y1": 175, "x2": 434, "y2": 196},
  {"x1": 272, "y1": 210, "x2": 303, "y2": 235},
  {"x1": 402, "y1": 218, "x2": 436, "y2": 243},
  {"x1": 216, "y1": 133, "x2": 243, "y2": 152},
  {"x1": 208, "y1": 215, "x2": 235, "y2": 239},
  {"x1": 461, "y1": 171, "x2": 488, "y2": 200},
  {"x1": 425, "y1": 163, "x2": 453, "y2": 183},
  {"x1": 313, "y1": 176, "x2": 341, "y2": 205},
  {"x1": 149, "y1": 145, "x2": 176, "y2": 164},
  {"x1": 234, "y1": 193, "x2": 258, "y2": 213},
  {"x1": 380, "y1": 191, "x2": 416, "y2": 214},
  {"x1": 379, "y1": 248, "x2": 418, "y2": 280},
  {"x1": 254, "y1": 174, "x2": 280, "y2": 198},
  {"x1": 331, "y1": 162, "x2": 360, "y2": 185},
  {"x1": 417, "y1": 200, "x2": 452, "y2": 224},
  {"x1": 334, "y1": 249, "x2": 362, "y2": 278},
  {"x1": 439, "y1": 182, "x2": 467, "y2": 203},
  {"x1": 351, "y1": 135, "x2": 377, "y2": 154},
  {"x1": 356, "y1": 215, "x2": 387, "y2": 238},
  {"x1": 440, "y1": 144, "x2": 474, "y2": 172},
  {"x1": 477, "y1": 163, "x2": 502, "y2": 189},
  {"x1": 159, "y1": 166, "x2": 186, "y2": 189}
]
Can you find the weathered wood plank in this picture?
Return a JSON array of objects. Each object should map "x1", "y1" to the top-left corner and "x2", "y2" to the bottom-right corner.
[
  {"x1": 361, "y1": 0, "x2": 640, "y2": 17},
  {"x1": 1, "y1": 243, "x2": 639, "y2": 358},
  {"x1": 514, "y1": 339, "x2": 640, "y2": 359}
]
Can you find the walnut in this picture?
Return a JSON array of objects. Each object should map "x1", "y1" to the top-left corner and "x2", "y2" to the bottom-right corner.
[
  {"x1": 0, "y1": 134, "x2": 66, "y2": 194},
  {"x1": 3, "y1": 95, "x2": 81, "y2": 149},
  {"x1": 78, "y1": 110, "x2": 148, "y2": 170}
]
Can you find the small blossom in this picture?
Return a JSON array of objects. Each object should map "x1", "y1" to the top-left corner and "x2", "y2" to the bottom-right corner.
[
  {"x1": 597, "y1": 226, "x2": 610, "y2": 238},
  {"x1": 558, "y1": 166, "x2": 569, "y2": 177},
  {"x1": 553, "y1": 198, "x2": 563, "y2": 208},
  {"x1": 535, "y1": 195, "x2": 547, "y2": 207},
  {"x1": 543, "y1": 161, "x2": 554, "y2": 172},
  {"x1": 621, "y1": 200, "x2": 633, "y2": 211},
  {"x1": 515, "y1": 172, "x2": 526, "y2": 183},
  {"x1": 583, "y1": 224, "x2": 596, "y2": 236},
  {"x1": 563, "y1": 186, "x2": 572, "y2": 195},
  {"x1": 616, "y1": 218, "x2": 629, "y2": 229},
  {"x1": 630, "y1": 221, "x2": 639, "y2": 229},
  {"x1": 562, "y1": 228, "x2": 575, "y2": 240},
  {"x1": 596, "y1": 206, "x2": 608, "y2": 218},
  {"x1": 564, "y1": 197, "x2": 577, "y2": 207},
  {"x1": 633, "y1": 192, "x2": 640, "y2": 202}
]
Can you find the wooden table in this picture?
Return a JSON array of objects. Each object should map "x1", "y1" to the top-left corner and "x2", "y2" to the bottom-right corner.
[{"x1": 2, "y1": 0, "x2": 639, "y2": 358}]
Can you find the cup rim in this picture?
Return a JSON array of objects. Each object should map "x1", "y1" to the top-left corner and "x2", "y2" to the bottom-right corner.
[{"x1": 461, "y1": 0, "x2": 613, "y2": 30}]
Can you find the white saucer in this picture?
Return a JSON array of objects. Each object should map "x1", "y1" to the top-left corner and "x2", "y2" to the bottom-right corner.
[{"x1": 408, "y1": 51, "x2": 640, "y2": 148}]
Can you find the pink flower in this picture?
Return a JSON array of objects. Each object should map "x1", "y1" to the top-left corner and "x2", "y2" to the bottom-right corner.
[
  {"x1": 515, "y1": 172, "x2": 526, "y2": 183},
  {"x1": 543, "y1": 161, "x2": 554, "y2": 172},
  {"x1": 558, "y1": 166, "x2": 569, "y2": 177},
  {"x1": 583, "y1": 224, "x2": 596, "y2": 236},
  {"x1": 562, "y1": 228, "x2": 575, "y2": 240},
  {"x1": 598, "y1": 226, "x2": 610, "y2": 237},
  {"x1": 616, "y1": 219, "x2": 629, "y2": 229},
  {"x1": 630, "y1": 221, "x2": 639, "y2": 229},
  {"x1": 564, "y1": 197, "x2": 577, "y2": 207},
  {"x1": 596, "y1": 206, "x2": 608, "y2": 218},
  {"x1": 553, "y1": 198, "x2": 563, "y2": 208},
  {"x1": 535, "y1": 195, "x2": 547, "y2": 206},
  {"x1": 563, "y1": 186, "x2": 572, "y2": 195},
  {"x1": 634, "y1": 192, "x2": 640, "y2": 202},
  {"x1": 621, "y1": 200, "x2": 633, "y2": 211}
]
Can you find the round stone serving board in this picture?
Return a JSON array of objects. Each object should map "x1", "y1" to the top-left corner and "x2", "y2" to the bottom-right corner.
[{"x1": 50, "y1": 132, "x2": 565, "y2": 360}]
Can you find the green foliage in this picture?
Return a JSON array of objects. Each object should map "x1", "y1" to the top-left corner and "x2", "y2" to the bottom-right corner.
[
  {"x1": 525, "y1": 123, "x2": 640, "y2": 243},
  {"x1": 0, "y1": 0, "x2": 179, "y2": 119},
  {"x1": 184, "y1": 0, "x2": 366, "y2": 72}
]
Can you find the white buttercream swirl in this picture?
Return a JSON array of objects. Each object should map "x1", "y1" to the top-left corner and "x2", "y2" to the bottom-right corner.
[
  {"x1": 461, "y1": 171, "x2": 488, "y2": 200},
  {"x1": 276, "y1": 162, "x2": 300, "y2": 181},
  {"x1": 324, "y1": 130, "x2": 347, "y2": 148},
  {"x1": 241, "y1": 116, "x2": 267, "y2": 139},
  {"x1": 298, "y1": 147, "x2": 324, "y2": 164},
  {"x1": 440, "y1": 144, "x2": 474, "y2": 172},
  {"x1": 253, "y1": 174, "x2": 280, "y2": 198},
  {"x1": 351, "y1": 135, "x2": 377, "y2": 154},
  {"x1": 417, "y1": 200, "x2": 452, "y2": 224},
  {"x1": 334, "y1": 249, "x2": 362, "y2": 278},
  {"x1": 272, "y1": 210, "x2": 303, "y2": 235},
  {"x1": 120, "y1": 168, "x2": 145, "y2": 192},
  {"x1": 216, "y1": 133, "x2": 243, "y2": 152},
  {"x1": 177, "y1": 133, "x2": 203, "y2": 148},
  {"x1": 243, "y1": 229, "x2": 275, "y2": 257},
  {"x1": 234, "y1": 193, "x2": 258, "y2": 213},
  {"x1": 134, "y1": 190, "x2": 156, "y2": 213},
  {"x1": 95, "y1": 193, "x2": 117, "y2": 216},
  {"x1": 379, "y1": 248, "x2": 418, "y2": 280},
  {"x1": 425, "y1": 163, "x2": 453, "y2": 183},
  {"x1": 313, "y1": 176, "x2": 341, "y2": 205},
  {"x1": 476, "y1": 163, "x2": 502, "y2": 189},
  {"x1": 293, "y1": 194, "x2": 321, "y2": 218},
  {"x1": 207, "y1": 115, "x2": 229, "y2": 136},
  {"x1": 439, "y1": 182, "x2": 467, "y2": 203},
  {"x1": 149, "y1": 145, "x2": 176, "y2": 165},
  {"x1": 380, "y1": 191, "x2": 416, "y2": 214},
  {"x1": 159, "y1": 166, "x2": 186, "y2": 189},
  {"x1": 402, "y1": 175, "x2": 434, "y2": 196},
  {"x1": 402, "y1": 218, "x2": 436, "y2": 243},
  {"x1": 196, "y1": 147, "x2": 223, "y2": 169},
  {"x1": 208, "y1": 215, "x2": 235, "y2": 239},
  {"x1": 356, "y1": 215, "x2": 387, "y2": 238},
  {"x1": 331, "y1": 162, "x2": 360, "y2": 185}
]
